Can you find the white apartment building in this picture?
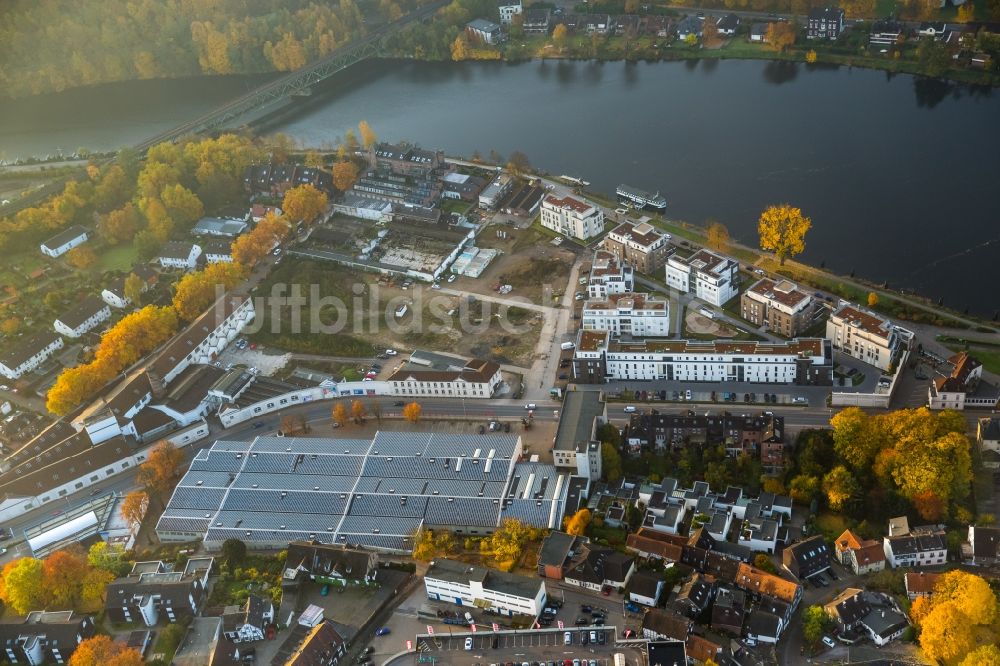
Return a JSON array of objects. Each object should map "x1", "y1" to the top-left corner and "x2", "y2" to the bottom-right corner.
[
  {"x1": 0, "y1": 332, "x2": 65, "y2": 380},
  {"x1": 588, "y1": 250, "x2": 634, "y2": 299},
  {"x1": 582, "y1": 293, "x2": 669, "y2": 337},
  {"x1": 158, "y1": 241, "x2": 202, "y2": 270},
  {"x1": 826, "y1": 303, "x2": 900, "y2": 371},
  {"x1": 883, "y1": 529, "x2": 947, "y2": 568},
  {"x1": 573, "y1": 331, "x2": 833, "y2": 385},
  {"x1": 149, "y1": 294, "x2": 255, "y2": 385},
  {"x1": 540, "y1": 195, "x2": 605, "y2": 241},
  {"x1": 424, "y1": 558, "x2": 547, "y2": 617},
  {"x1": 387, "y1": 359, "x2": 502, "y2": 398},
  {"x1": 53, "y1": 295, "x2": 112, "y2": 338},
  {"x1": 40, "y1": 226, "x2": 89, "y2": 258},
  {"x1": 664, "y1": 249, "x2": 740, "y2": 306},
  {"x1": 497, "y1": 0, "x2": 523, "y2": 24}
]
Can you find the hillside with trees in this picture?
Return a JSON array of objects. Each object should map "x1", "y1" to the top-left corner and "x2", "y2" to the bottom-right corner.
[{"x1": 0, "y1": 0, "x2": 428, "y2": 99}]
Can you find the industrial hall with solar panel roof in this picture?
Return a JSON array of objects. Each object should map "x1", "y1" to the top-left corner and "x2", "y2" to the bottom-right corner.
[{"x1": 156, "y1": 431, "x2": 581, "y2": 552}]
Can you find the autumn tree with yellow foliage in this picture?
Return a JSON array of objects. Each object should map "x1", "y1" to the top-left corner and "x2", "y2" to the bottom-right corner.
[
  {"x1": 402, "y1": 402, "x2": 422, "y2": 423},
  {"x1": 758, "y1": 204, "x2": 812, "y2": 265},
  {"x1": 137, "y1": 441, "x2": 186, "y2": 501},
  {"x1": 172, "y1": 262, "x2": 248, "y2": 321},
  {"x1": 332, "y1": 402, "x2": 349, "y2": 427},
  {"x1": 706, "y1": 220, "x2": 730, "y2": 253},
  {"x1": 332, "y1": 161, "x2": 360, "y2": 191},
  {"x1": 282, "y1": 184, "x2": 328, "y2": 224},
  {"x1": 358, "y1": 120, "x2": 378, "y2": 149},
  {"x1": 911, "y1": 570, "x2": 998, "y2": 664},
  {"x1": 564, "y1": 508, "x2": 592, "y2": 536},
  {"x1": 68, "y1": 636, "x2": 143, "y2": 666},
  {"x1": 766, "y1": 22, "x2": 797, "y2": 52}
]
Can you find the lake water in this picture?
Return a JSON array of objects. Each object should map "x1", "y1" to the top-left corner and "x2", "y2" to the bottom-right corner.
[{"x1": 3, "y1": 59, "x2": 998, "y2": 315}]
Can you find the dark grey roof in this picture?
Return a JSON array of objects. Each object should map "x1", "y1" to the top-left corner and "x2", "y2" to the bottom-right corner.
[
  {"x1": 159, "y1": 240, "x2": 197, "y2": 260},
  {"x1": 746, "y1": 610, "x2": 781, "y2": 639},
  {"x1": 832, "y1": 590, "x2": 869, "y2": 626},
  {"x1": 41, "y1": 225, "x2": 88, "y2": 249},
  {"x1": 782, "y1": 535, "x2": 831, "y2": 578},
  {"x1": 886, "y1": 533, "x2": 945, "y2": 556},
  {"x1": 647, "y1": 640, "x2": 687, "y2": 666},
  {"x1": 808, "y1": 6, "x2": 844, "y2": 19},
  {"x1": 285, "y1": 542, "x2": 377, "y2": 581},
  {"x1": 554, "y1": 390, "x2": 605, "y2": 454},
  {"x1": 861, "y1": 606, "x2": 908, "y2": 639},
  {"x1": 55, "y1": 295, "x2": 108, "y2": 330},
  {"x1": 629, "y1": 570, "x2": 663, "y2": 598},
  {"x1": 717, "y1": 13, "x2": 739, "y2": 30},
  {"x1": 426, "y1": 558, "x2": 543, "y2": 600},
  {"x1": 0, "y1": 331, "x2": 62, "y2": 371},
  {"x1": 981, "y1": 417, "x2": 1000, "y2": 441},
  {"x1": 972, "y1": 526, "x2": 1000, "y2": 558},
  {"x1": 642, "y1": 609, "x2": 692, "y2": 640},
  {"x1": 539, "y1": 531, "x2": 577, "y2": 567}
]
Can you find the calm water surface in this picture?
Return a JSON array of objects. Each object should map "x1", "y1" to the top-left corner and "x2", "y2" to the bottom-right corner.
[{"x1": 3, "y1": 59, "x2": 998, "y2": 314}]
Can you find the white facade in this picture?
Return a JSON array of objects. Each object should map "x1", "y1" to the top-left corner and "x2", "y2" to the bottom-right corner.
[
  {"x1": 158, "y1": 296, "x2": 255, "y2": 385},
  {"x1": 883, "y1": 535, "x2": 947, "y2": 568},
  {"x1": 54, "y1": 301, "x2": 112, "y2": 338},
  {"x1": 582, "y1": 293, "x2": 669, "y2": 338},
  {"x1": 479, "y1": 174, "x2": 513, "y2": 210},
  {"x1": 158, "y1": 243, "x2": 202, "y2": 270},
  {"x1": 540, "y1": 195, "x2": 605, "y2": 241},
  {"x1": 497, "y1": 0, "x2": 523, "y2": 24},
  {"x1": 588, "y1": 250, "x2": 634, "y2": 299},
  {"x1": 40, "y1": 227, "x2": 89, "y2": 258},
  {"x1": 594, "y1": 337, "x2": 831, "y2": 385},
  {"x1": 389, "y1": 370, "x2": 502, "y2": 398},
  {"x1": 0, "y1": 334, "x2": 65, "y2": 380},
  {"x1": 664, "y1": 249, "x2": 740, "y2": 306},
  {"x1": 424, "y1": 560, "x2": 546, "y2": 617},
  {"x1": 826, "y1": 303, "x2": 899, "y2": 371}
]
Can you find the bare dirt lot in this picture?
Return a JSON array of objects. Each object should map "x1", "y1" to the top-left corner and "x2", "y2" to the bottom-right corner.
[{"x1": 453, "y1": 225, "x2": 578, "y2": 306}]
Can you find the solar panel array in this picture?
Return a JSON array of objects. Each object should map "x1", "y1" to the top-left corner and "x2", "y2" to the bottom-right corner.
[{"x1": 157, "y1": 432, "x2": 568, "y2": 551}]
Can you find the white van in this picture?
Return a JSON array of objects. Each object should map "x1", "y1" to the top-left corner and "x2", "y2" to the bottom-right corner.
[
  {"x1": 560, "y1": 342, "x2": 576, "y2": 350},
  {"x1": 564, "y1": 632, "x2": 573, "y2": 645},
  {"x1": 623, "y1": 405, "x2": 637, "y2": 413},
  {"x1": 698, "y1": 307, "x2": 715, "y2": 320}
]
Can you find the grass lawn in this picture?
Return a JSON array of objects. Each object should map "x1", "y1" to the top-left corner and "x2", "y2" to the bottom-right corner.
[
  {"x1": 440, "y1": 198, "x2": 473, "y2": 215},
  {"x1": 588, "y1": 522, "x2": 628, "y2": 548},
  {"x1": 939, "y1": 341, "x2": 1000, "y2": 375},
  {"x1": 96, "y1": 244, "x2": 139, "y2": 273}
]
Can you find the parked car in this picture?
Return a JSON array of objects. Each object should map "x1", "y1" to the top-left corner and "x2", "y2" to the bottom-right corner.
[
  {"x1": 465, "y1": 637, "x2": 474, "y2": 651},
  {"x1": 822, "y1": 636, "x2": 836, "y2": 648},
  {"x1": 375, "y1": 628, "x2": 391, "y2": 636}
]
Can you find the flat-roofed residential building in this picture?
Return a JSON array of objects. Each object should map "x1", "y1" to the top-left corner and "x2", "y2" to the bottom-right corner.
[
  {"x1": 826, "y1": 303, "x2": 900, "y2": 371},
  {"x1": 572, "y1": 332, "x2": 833, "y2": 385},
  {"x1": 105, "y1": 559, "x2": 213, "y2": 626},
  {"x1": 424, "y1": 558, "x2": 546, "y2": 616},
  {"x1": 540, "y1": 195, "x2": 605, "y2": 241},
  {"x1": 665, "y1": 249, "x2": 740, "y2": 306},
  {"x1": 602, "y1": 221, "x2": 671, "y2": 275},
  {"x1": 740, "y1": 278, "x2": 814, "y2": 337},
  {"x1": 0, "y1": 331, "x2": 64, "y2": 380},
  {"x1": 582, "y1": 293, "x2": 669, "y2": 337},
  {"x1": 386, "y1": 359, "x2": 502, "y2": 398},
  {"x1": 552, "y1": 390, "x2": 606, "y2": 479},
  {"x1": 54, "y1": 295, "x2": 112, "y2": 338},
  {"x1": 588, "y1": 250, "x2": 634, "y2": 298},
  {"x1": 479, "y1": 173, "x2": 513, "y2": 210}
]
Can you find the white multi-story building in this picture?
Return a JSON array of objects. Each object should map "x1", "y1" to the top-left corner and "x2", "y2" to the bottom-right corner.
[
  {"x1": 572, "y1": 331, "x2": 833, "y2": 385},
  {"x1": 588, "y1": 250, "x2": 634, "y2": 299},
  {"x1": 53, "y1": 295, "x2": 112, "y2": 338},
  {"x1": 149, "y1": 293, "x2": 255, "y2": 385},
  {"x1": 158, "y1": 241, "x2": 202, "y2": 270},
  {"x1": 0, "y1": 332, "x2": 65, "y2": 380},
  {"x1": 497, "y1": 0, "x2": 523, "y2": 24},
  {"x1": 540, "y1": 195, "x2": 605, "y2": 241},
  {"x1": 40, "y1": 226, "x2": 89, "y2": 258},
  {"x1": 826, "y1": 303, "x2": 901, "y2": 372},
  {"x1": 386, "y1": 359, "x2": 502, "y2": 398},
  {"x1": 664, "y1": 249, "x2": 740, "y2": 306},
  {"x1": 883, "y1": 527, "x2": 947, "y2": 568},
  {"x1": 582, "y1": 293, "x2": 669, "y2": 337},
  {"x1": 424, "y1": 558, "x2": 546, "y2": 617}
]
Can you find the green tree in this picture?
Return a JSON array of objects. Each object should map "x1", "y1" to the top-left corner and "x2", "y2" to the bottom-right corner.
[
  {"x1": 822, "y1": 465, "x2": 859, "y2": 511},
  {"x1": 753, "y1": 554, "x2": 777, "y2": 574},
  {"x1": 0, "y1": 558, "x2": 45, "y2": 615},
  {"x1": 789, "y1": 474, "x2": 820, "y2": 504},
  {"x1": 88, "y1": 542, "x2": 131, "y2": 577},
  {"x1": 602, "y1": 442, "x2": 622, "y2": 482},
  {"x1": 221, "y1": 538, "x2": 248, "y2": 567},
  {"x1": 802, "y1": 605, "x2": 832, "y2": 645}
]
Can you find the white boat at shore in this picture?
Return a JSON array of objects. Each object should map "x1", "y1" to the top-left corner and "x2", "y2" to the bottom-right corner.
[{"x1": 558, "y1": 175, "x2": 590, "y2": 186}]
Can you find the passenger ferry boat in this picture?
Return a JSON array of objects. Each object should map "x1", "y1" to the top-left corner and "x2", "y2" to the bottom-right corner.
[{"x1": 617, "y1": 184, "x2": 667, "y2": 211}]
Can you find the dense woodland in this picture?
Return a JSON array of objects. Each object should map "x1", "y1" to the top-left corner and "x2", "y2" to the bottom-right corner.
[{"x1": 0, "y1": 0, "x2": 418, "y2": 98}]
